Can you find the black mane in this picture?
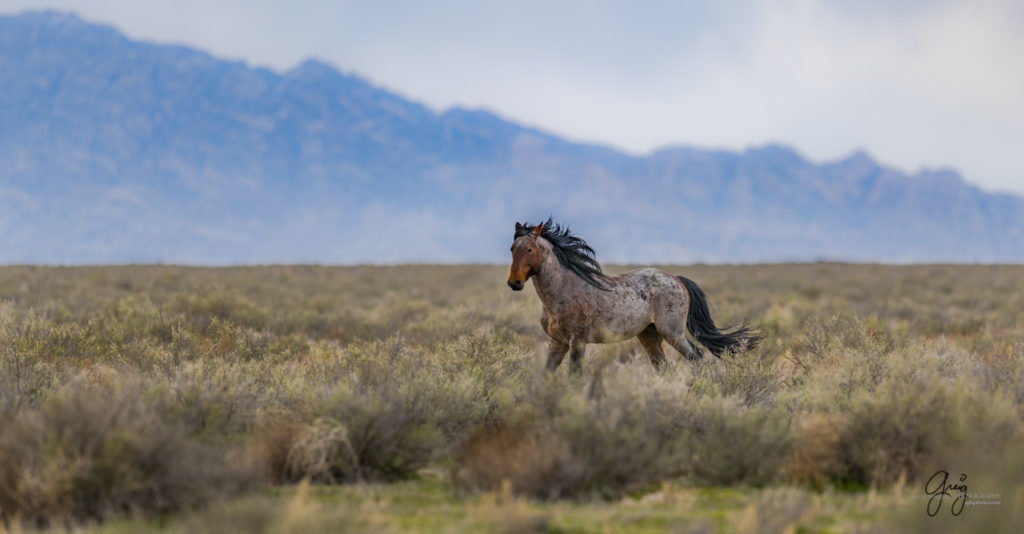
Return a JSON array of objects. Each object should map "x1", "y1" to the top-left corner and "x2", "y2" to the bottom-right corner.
[{"x1": 514, "y1": 218, "x2": 611, "y2": 290}]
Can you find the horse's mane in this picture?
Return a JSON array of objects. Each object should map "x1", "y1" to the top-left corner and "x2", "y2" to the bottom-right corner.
[{"x1": 515, "y1": 218, "x2": 611, "y2": 290}]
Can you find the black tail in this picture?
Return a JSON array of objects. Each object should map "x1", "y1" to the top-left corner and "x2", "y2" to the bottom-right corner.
[{"x1": 678, "y1": 276, "x2": 762, "y2": 358}]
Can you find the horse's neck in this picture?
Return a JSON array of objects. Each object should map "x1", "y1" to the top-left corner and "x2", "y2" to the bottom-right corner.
[{"x1": 532, "y1": 250, "x2": 597, "y2": 310}]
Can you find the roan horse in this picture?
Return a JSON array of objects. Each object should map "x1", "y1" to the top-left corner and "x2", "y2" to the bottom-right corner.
[{"x1": 508, "y1": 219, "x2": 762, "y2": 373}]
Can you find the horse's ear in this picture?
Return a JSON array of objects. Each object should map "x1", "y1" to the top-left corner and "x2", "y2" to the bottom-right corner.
[
  {"x1": 515, "y1": 222, "x2": 523, "y2": 232},
  {"x1": 532, "y1": 224, "x2": 543, "y2": 237}
]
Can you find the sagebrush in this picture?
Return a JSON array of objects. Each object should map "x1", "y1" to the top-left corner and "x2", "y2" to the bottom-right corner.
[{"x1": 0, "y1": 264, "x2": 1022, "y2": 529}]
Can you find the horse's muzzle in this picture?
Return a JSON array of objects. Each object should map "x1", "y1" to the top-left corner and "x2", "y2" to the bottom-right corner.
[{"x1": 508, "y1": 280, "x2": 524, "y2": 291}]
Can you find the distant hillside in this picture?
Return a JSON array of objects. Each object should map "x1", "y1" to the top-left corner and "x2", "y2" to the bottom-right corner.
[{"x1": 2, "y1": 11, "x2": 1022, "y2": 264}]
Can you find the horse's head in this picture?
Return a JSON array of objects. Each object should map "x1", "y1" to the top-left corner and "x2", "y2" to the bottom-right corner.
[{"x1": 508, "y1": 222, "x2": 544, "y2": 291}]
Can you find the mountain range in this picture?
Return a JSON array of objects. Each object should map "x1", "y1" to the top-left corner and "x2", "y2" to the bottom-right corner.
[{"x1": 2, "y1": 10, "x2": 1023, "y2": 264}]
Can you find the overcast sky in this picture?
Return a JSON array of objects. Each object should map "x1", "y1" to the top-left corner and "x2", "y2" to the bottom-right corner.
[{"x1": 3, "y1": 0, "x2": 1023, "y2": 194}]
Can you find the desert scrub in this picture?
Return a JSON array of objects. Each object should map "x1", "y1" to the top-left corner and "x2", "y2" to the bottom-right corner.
[
  {"x1": 0, "y1": 370, "x2": 253, "y2": 528},
  {"x1": 454, "y1": 362, "x2": 792, "y2": 499},
  {"x1": 688, "y1": 348, "x2": 786, "y2": 406},
  {"x1": 246, "y1": 327, "x2": 534, "y2": 484},
  {"x1": 453, "y1": 312, "x2": 1023, "y2": 498},
  {"x1": 1, "y1": 264, "x2": 1024, "y2": 529},
  {"x1": 784, "y1": 323, "x2": 1024, "y2": 488},
  {"x1": 836, "y1": 351, "x2": 1021, "y2": 487},
  {"x1": 0, "y1": 302, "x2": 76, "y2": 415}
]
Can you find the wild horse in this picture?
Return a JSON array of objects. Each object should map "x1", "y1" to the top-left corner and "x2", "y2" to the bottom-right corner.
[{"x1": 507, "y1": 219, "x2": 761, "y2": 373}]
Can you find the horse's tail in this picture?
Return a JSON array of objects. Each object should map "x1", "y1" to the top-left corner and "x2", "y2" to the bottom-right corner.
[{"x1": 678, "y1": 276, "x2": 762, "y2": 358}]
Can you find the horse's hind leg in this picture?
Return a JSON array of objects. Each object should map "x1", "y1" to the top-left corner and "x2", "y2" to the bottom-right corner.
[
  {"x1": 655, "y1": 316, "x2": 704, "y2": 361},
  {"x1": 637, "y1": 324, "x2": 667, "y2": 369},
  {"x1": 654, "y1": 298, "x2": 705, "y2": 362},
  {"x1": 664, "y1": 331, "x2": 703, "y2": 361}
]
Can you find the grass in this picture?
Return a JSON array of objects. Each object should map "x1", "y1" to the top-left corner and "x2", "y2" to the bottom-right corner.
[
  {"x1": 83, "y1": 478, "x2": 904, "y2": 534},
  {"x1": 1, "y1": 263, "x2": 1023, "y2": 532}
]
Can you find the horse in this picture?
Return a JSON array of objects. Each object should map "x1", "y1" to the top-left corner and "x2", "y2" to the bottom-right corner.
[{"x1": 507, "y1": 218, "x2": 762, "y2": 373}]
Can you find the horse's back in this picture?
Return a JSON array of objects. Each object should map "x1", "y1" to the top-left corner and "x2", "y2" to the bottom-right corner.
[
  {"x1": 590, "y1": 267, "x2": 688, "y2": 336},
  {"x1": 613, "y1": 267, "x2": 686, "y2": 299}
]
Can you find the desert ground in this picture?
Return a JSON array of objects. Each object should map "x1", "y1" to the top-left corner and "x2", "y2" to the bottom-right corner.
[{"x1": 1, "y1": 264, "x2": 1022, "y2": 532}]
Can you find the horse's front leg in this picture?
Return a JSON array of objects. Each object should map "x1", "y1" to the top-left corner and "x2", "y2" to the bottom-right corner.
[
  {"x1": 545, "y1": 338, "x2": 569, "y2": 371},
  {"x1": 568, "y1": 339, "x2": 586, "y2": 375}
]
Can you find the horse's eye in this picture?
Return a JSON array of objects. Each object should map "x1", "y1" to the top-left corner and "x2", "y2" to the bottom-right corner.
[{"x1": 528, "y1": 248, "x2": 533, "y2": 253}]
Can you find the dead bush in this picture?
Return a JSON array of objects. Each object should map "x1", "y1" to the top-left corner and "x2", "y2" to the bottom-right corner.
[
  {"x1": 783, "y1": 412, "x2": 844, "y2": 487},
  {"x1": 453, "y1": 422, "x2": 572, "y2": 499},
  {"x1": 244, "y1": 415, "x2": 306, "y2": 484}
]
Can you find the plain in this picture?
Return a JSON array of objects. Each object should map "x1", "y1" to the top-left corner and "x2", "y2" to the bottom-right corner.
[{"x1": 0, "y1": 264, "x2": 1022, "y2": 532}]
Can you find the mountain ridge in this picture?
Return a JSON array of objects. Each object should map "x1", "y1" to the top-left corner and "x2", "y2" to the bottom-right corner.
[{"x1": 2, "y1": 10, "x2": 1022, "y2": 264}]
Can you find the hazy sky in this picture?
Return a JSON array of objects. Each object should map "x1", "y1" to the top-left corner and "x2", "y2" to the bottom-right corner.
[{"x1": 4, "y1": 0, "x2": 1023, "y2": 194}]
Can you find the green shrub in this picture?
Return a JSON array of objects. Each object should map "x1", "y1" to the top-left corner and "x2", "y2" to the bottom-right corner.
[
  {"x1": 0, "y1": 371, "x2": 252, "y2": 528},
  {"x1": 682, "y1": 396, "x2": 792, "y2": 485},
  {"x1": 838, "y1": 362, "x2": 1020, "y2": 487}
]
